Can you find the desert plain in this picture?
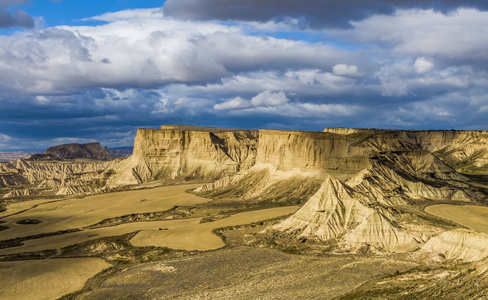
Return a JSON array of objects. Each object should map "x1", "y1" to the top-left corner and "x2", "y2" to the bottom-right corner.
[{"x1": 1, "y1": 125, "x2": 488, "y2": 299}]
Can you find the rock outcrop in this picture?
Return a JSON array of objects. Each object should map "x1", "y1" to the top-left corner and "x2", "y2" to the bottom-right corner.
[
  {"x1": 421, "y1": 229, "x2": 488, "y2": 261},
  {"x1": 107, "y1": 126, "x2": 258, "y2": 186},
  {"x1": 0, "y1": 159, "x2": 115, "y2": 195},
  {"x1": 2, "y1": 188, "x2": 42, "y2": 198},
  {"x1": 0, "y1": 164, "x2": 29, "y2": 188},
  {"x1": 274, "y1": 175, "x2": 420, "y2": 251},
  {"x1": 325, "y1": 127, "x2": 488, "y2": 175},
  {"x1": 46, "y1": 142, "x2": 115, "y2": 161}
]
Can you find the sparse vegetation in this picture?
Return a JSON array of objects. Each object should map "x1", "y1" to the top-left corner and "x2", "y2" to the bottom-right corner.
[{"x1": 16, "y1": 218, "x2": 42, "y2": 225}]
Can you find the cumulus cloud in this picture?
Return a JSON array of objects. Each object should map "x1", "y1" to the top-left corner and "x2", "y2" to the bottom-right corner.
[
  {"x1": 213, "y1": 97, "x2": 251, "y2": 110},
  {"x1": 414, "y1": 57, "x2": 434, "y2": 73},
  {"x1": 0, "y1": 10, "x2": 357, "y2": 94},
  {"x1": 178, "y1": 69, "x2": 362, "y2": 100},
  {"x1": 251, "y1": 91, "x2": 289, "y2": 106},
  {"x1": 212, "y1": 90, "x2": 363, "y2": 119},
  {"x1": 214, "y1": 91, "x2": 289, "y2": 111},
  {"x1": 341, "y1": 8, "x2": 488, "y2": 68},
  {"x1": 162, "y1": 0, "x2": 488, "y2": 29},
  {"x1": 1, "y1": 6, "x2": 488, "y2": 150},
  {"x1": 332, "y1": 64, "x2": 363, "y2": 77}
]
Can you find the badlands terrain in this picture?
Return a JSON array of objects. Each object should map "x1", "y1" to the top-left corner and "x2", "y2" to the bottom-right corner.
[{"x1": 1, "y1": 125, "x2": 488, "y2": 299}]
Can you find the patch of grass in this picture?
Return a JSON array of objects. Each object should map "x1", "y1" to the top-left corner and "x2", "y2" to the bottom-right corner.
[
  {"x1": 16, "y1": 219, "x2": 42, "y2": 225},
  {"x1": 0, "y1": 228, "x2": 81, "y2": 250},
  {"x1": 86, "y1": 206, "x2": 194, "y2": 229}
]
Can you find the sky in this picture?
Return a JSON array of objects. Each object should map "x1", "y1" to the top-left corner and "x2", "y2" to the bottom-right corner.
[{"x1": 0, "y1": 1, "x2": 488, "y2": 150}]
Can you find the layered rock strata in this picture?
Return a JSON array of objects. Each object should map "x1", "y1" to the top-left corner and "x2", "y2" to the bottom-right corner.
[
  {"x1": 0, "y1": 159, "x2": 115, "y2": 195},
  {"x1": 325, "y1": 127, "x2": 488, "y2": 174},
  {"x1": 421, "y1": 229, "x2": 488, "y2": 261},
  {"x1": 107, "y1": 126, "x2": 258, "y2": 186}
]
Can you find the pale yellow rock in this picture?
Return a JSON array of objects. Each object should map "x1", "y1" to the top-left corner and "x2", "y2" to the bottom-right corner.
[
  {"x1": 421, "y1": 229, "x2": 488, "y2": 261},
  {"x1": 256, "y1": 130, "x2": 372, "y2": 180},
  {"x1": 274, "y1": 176, "x2": 370, "y2": 240},
  {"x1": 0, "y1": 159, "x2": 115, "y2": 195},
  {"x1": 108, "y1": 127, "x2": 258, "y2": 186},
  {"x1": 323, "y1": 127, "x2": 361, "y2": 135},
  {"x1": 2, "y1": 189, "x2": 41, "y2": 198},
  {"x1": 343, "y1": 209, "x2": 419, "y2": 251},
  {"x1": 274, "y1": 175, "x2": 420, "y2": 251}
]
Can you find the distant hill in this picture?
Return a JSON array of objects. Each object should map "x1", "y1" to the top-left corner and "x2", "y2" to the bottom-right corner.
[
  {"x1": 0, "y1": 145, "x2": 133, "y2": 162},
  {"x1": 46, "y1": 143, "x2": 115, "y2": 161}
]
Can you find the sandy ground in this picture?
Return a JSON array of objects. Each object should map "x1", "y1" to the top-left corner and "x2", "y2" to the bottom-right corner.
[
  {"x1": 0, "y1": 258, "x2": 110, "y2": 300},
  {"x1": 0, "y1": 183, "x2": 208, "y2": 240},
  {"x1": 0, "y1": 199, "x2": 57, "y2": 218},
  {"x1": 130, "y1": 206, "x2": 299, "y2": 251},
  {"x1": 0, "y1": 206, "x2": 298, "y2": 254},
  {"x1": 425, "y1": 204, "x2": 488, "y2": 234}
]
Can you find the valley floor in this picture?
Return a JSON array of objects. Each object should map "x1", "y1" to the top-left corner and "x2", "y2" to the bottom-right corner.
[{"x1": 0, "y1": 182, "x2": 487, "y2": 299}]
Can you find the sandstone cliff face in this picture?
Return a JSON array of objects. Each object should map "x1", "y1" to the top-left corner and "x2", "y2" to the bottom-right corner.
[
  {"x1": 325, "y1": 127, "x2": 488, "y2": 175},
  {"x1": 256, "y1": 130, "x2": 372, "y2": 180},
  {"x1": 107, "y1": 127, "x2": 258, "y2": 186},
  {"x1": 196, "y1": 129, "x2": 373, "y2": 203},
  {"x1": 410, "y1": 131, "x2": 488, "y2": 174},
  {"x1": 46, "y1": 142, "x2": 115, "y2": 161}
]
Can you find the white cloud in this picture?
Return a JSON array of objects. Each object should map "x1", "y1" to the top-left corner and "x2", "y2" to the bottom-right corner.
[
  {"x1": 0, "y1": 9, "x2": 357, "y2": 95},
  {"x1": 250, "y1": 90, "x2": 289, "y2": 106},
  {"x1": 2, "y1": 6, "x2": 488, "y2": 151},
  {"x1": 82, "y1": 8, "x2": 164, "y2": 22},
  {"x1": 300, "y1": 103, "x2": 362, "y2": 116},
  {"x1": 0, "y1": 134, "x2": 12, "y2": 143},
  {"x1": 35, "y1": 95, "x2": 49, "y2": 104},
  {"x1": 212, "y1": 89, "x2": 362, "y2": 118},
  {"x1": 214, "y1": 96, "x2": 251, "y2": 110},
  {"x1": 332, "y1": 64, "x2": 363, "y2": 77},
  {"x1": 414, "y1": 57, "x2": 434, "y2": 73},
  {"x1": 344, "y1": 8, "x2": 488, "y2": 62},
  {"x1": 223, "y1": 101, "x2": 364, "y2": 119},
  {"x1": 214, "y1": 91, "x2": 288, "y2": 111},
  {"x1": 375, "y1": 65, "x2": 409, "y2": 96},
  {"x1": 478, "y1": 106, "x2": 488, "y2": 113},
  {"x1": 176, "y1": 69, "x2": 361, "y2": 99}
]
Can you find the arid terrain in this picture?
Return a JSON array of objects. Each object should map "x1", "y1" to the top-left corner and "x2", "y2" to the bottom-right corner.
[{"x1": 1, "y1": 125, "x2": 488, "y2": 299}]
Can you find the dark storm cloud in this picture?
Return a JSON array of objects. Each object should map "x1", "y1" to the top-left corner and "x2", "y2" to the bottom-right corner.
[
  {"x1": 0, "y1": 0, "x2": 34, "y2": 28},
  {"x1": 163, "y1": 0, "x2": 488, "y2": 28}
]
